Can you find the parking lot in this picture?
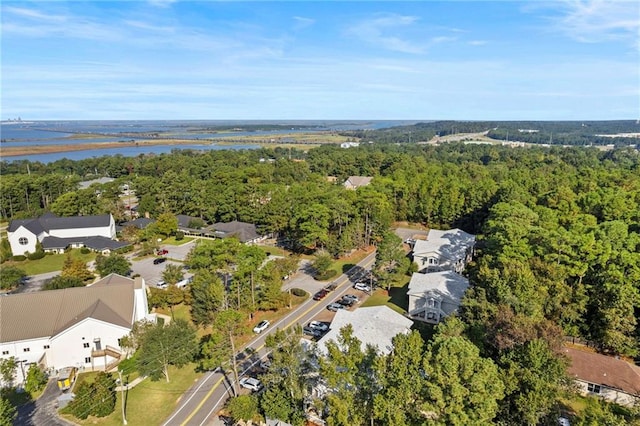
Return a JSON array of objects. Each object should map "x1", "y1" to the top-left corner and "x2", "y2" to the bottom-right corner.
[{"x1": 129, "y1": 240, "x2": 196, "y2": 287}]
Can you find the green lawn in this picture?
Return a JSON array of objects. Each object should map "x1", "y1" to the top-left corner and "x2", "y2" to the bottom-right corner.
[
  {"x1": 361, "y1": 276, "x2": 410, "y2": 314},
  {"x1": 2, "y1": 249, "x2": 97, "y2": 275},
  {"x1": 61, "y1": 364, "x2": 203, "y2": 426},
  {"x1": 163, "y1": 236, "x2": 194, "y2": 246}
]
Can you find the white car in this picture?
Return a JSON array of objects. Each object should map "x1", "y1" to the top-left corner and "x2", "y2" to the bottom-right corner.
[
  {"x1": 253, "y1": 320, "x2": 270, "y2": 334},
  {"x1": 156, "y1": 280, "x2": 168, "y2": 289},
  {"x1": 353, "y1": 282, "x2": 371, "y2": 292},
  {"x1": 308, "y1": 321, "x2": 329, "y2": 332},
  {"x1": 239, "y1": 377, "x2": 263, "y2": 392}
]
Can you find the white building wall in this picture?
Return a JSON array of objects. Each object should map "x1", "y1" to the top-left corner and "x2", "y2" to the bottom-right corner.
[
  {"x1": 49, "y1": 225, "x2": 113, "y2": 239},
  {"x1": 133, "y1": 279, "x2": 149, "y2": 322},
  {"x1": 0, "y1": 336, "x2": 51, "y2": 384},
  {"x1": 575, "y1": 379, "x2": 639, "y2": 407},
  {"x1": 7, "y1": 226, "x2": 38, "y2": 256},
  {"x1": 48, "y1": 318, "x2": 130, "y2": 372}
]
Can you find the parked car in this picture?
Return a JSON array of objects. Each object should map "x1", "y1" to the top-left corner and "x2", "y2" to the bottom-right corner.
[
  {"x1": 313, "y1": 290, "x2": 328, "y2": 301},
  {"x1": 303, "y1": 326, "x2": 322, "y2": 337},
  {"x1": 156, "y1": 280, "x2": 168, "y2": 289},
  {"x1": 308, "y1": 321, "x2": 329, "y2": 332},
  {"x1": 338, "y1": 297, "x2": 355, "y2": 307},
  {"x1": 156, "y1": 249, "x2": 168, "y2": 255},
  {"x1": 253, "y1": 320, "x2": 270, "y2": 334},
  {"x1": 327, "y1": 302, "x2": 345, "y2": 312},
  {"x1": 259, "y1": 359, "x2": 271, "y2": 371},
  {"x1": 153, "y1": 257, "x2": 167, "y2": 265},
  {"x1": 239, "y1": 377, "x2": 263, "y2": 392},
  {"x1": 353, "y1": 282, "x2": 371, "y2": 292},
  {"x1": 342, "y1": 294, "x2": 360, "y2": 303}
]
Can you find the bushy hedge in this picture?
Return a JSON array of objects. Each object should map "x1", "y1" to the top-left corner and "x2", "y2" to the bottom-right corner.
[
  {"x1": 175, "y1": 231, "x2": 185, "y2": 241},
  {"x1": 80, "y1": 247, "x2": 91, "y2": 254},
  {"x1": 28, "y1": 251, "x2": 45, "y2": 260},
  {"x1": 290, "y1": 288, "x2": 307, "y2": 297},
  {"x1": 11, "y1": 255, "x2": 26, "y2": 262}
]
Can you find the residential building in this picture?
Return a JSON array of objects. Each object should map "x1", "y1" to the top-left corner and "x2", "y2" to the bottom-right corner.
[
  {"x1": 212, "y1": 220, "x2": 264, "y2": 244},
  {"x1": 343, "y1": 176, "x2": 373, "y2": 190},
  {"x1": 0, "y1": 274, "x2": 153, "y2": 385},
  {"x1": 565, "y1": 346, "x2": 640, "y2": 407},
  {"x1": 6, "y1": 212, "x2": 124, "y2": 255},
  {"x1": 411, "y1": 228, "x2": 475, "y2": 273},
  {"x1": 316, "y1": 306, "x2": 413, "y2": 356},
  {"x1": 407, "y1": 271, "x2": 469, "y2": 324}
]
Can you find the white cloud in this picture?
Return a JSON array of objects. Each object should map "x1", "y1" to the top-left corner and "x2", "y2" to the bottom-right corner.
[
  {"x1": 347, "y1": 13, "x2": 426, "y2": 54},
  {"x1": 546, "y1": 0, "x2": 639, "y2": 45},
  {"x1": 293, "y1": 16, "x2": 315, "y2": 30}
]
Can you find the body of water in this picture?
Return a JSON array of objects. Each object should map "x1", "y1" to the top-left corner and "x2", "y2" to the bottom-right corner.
[{"x1": 0, "y1": 120, "x2": 416, "y2": 163}]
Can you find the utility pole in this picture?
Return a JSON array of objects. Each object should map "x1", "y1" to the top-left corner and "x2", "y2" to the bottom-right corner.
[{"x1": 118, "y1": 370, "x2": 127, "y2": 425}]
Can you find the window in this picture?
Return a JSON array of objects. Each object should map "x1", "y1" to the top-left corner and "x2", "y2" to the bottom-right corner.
[
  {"x1": 1, "y1": 351, "x2": 8, "y2": 355},
  {"x1": 83, "y1": 343, "x2": 90, "y2": 348},
  {"x1": 18, "y1": 237, "x2": 28, "y2": 245},
  {"x1": 85, "y1": 357, "x2": 91, "y2": 364},
  {"x1": 23, "y1": 348, "x2": 30, "y2": 352},
  {"x1": 587, "y1": 383, "x2": 601, "y2": 394},
  {"x1": 43, "y1": 345, "x2": 50, "y2": 349}
]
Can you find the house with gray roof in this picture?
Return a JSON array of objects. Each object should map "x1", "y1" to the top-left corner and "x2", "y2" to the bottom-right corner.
[
  {"x1": 316, "y1": 306, "x2": 413, "y2": 356},
  {"x1": 411, "y1": 228, "x2": 476, "y2": 274},
  {"x1": 343, "y1": 176, "x2": 373, "y2": 190},
  {"x1": 407, "y1": 271, "x2": 470, "y2": 324},
  {"x1": 212, "y1": 220, "x2": 264, "y2": 243},
  {"x1": 0, "y1": 274, "x2": 152, "y2": 386},
  {"x1": 7, "y1": 213, "x2": 121, "y2": 255}
]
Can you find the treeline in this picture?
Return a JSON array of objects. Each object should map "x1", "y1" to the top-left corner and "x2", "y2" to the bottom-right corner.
[
  {"x1": 340, "y1": 120, "x2": 640, "y2": 146},
  {"x1": 1, "y1": 144, "x2": 639, "y2": 353}
]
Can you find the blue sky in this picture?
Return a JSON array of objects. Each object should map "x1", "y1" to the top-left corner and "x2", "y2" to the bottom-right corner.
[{"x1": 1, "y1": 1, "x2": 639, "y2": 120}]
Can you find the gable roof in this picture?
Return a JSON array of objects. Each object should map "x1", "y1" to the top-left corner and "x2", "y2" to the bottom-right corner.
[
  {"x1": 40, "y1": 235, "x2": 130, "y2": 251},
  {"x1": 565, "y1": 347, "x2": 640, "y2": 397},
  {"x1": 408, "y1": 271, "x2": 470, "y2": 306},
  {"x1": 344, "y1": 176, "x2": 373, "y2": 188},
  {"x1": 412, "y1": 228, "x2": 475, "y2": 261},
  {"x1": 316, "y1": 306, "x2": 413, "y2": 356},
  {"x1": 8, "y1": 213, "x2": 112, "y2": 234},
  {"x1": 0, "y1": 274, "x2": 136, "y2": 343},
  {"x1": 212, "y1": 221, "x2": 259, "y2": 243}
]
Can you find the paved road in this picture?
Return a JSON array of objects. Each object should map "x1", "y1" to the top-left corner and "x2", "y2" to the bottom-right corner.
[{"x1": 162, "y1": 250, "x2": 377, "y2": 426}]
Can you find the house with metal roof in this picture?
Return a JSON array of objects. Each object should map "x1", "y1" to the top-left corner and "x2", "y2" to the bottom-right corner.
[
  {"x1": 411, "y1": 228, "x2": 476, "y2": 274},
  {"x1": 565, "y1": 346, "x2": 640, "y2": 407},
  {"x1": 7, "y1": 213, "x2": 125, "y2": 255},
  {"x1": 407, "y1": 271, "x2": 470, "y2": 324},
  {"x1": 316, "y1": 306, "x2": 413, "y2": 356},
  {"x1": 0, "y1": 274, "x2": 152, "y2": 386}
]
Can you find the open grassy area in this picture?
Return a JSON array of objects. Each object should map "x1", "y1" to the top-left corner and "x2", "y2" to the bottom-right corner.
[
  {"x1": 61, "y1": 363, "x2": 203, "y2": 426},
  {"x1": 2, "y1": 249, "x2": 97, "y2": 275},
  {"x1": 315, "y1": 247, "x2": 373, "y2": 282},
  {"x1": 162, "y1": 236, "x2": 194, "y2": 246},
  {"x1": 361, "y1": 275, "x2": 410, "y2": 314}
]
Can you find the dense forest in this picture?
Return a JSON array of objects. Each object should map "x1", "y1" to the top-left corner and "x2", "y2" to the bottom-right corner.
[
  {"x1": 1, "y1": 142, "x2": 639, "y2": 423},
  {"x1": 340, "y1": 120, "x2": 640, "y2": 146}
]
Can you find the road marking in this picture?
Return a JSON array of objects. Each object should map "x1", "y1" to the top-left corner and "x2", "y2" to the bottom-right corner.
[
  {"x1": 177, "y1": 252, "x2": 376, "y2": 424},
  {"x1": 179, "y1": 375, "x2": 225, "y2": 426},
  {"x1": 162, "y1": 371, "x2": 219, "y2": 426}
]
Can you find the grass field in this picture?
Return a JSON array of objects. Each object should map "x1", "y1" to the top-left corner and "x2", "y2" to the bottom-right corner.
[
  {"x1": 361, "y1": 275, "x2": 410, "y2": 314},
  {"x1": 162, "y1": 236, "x2": 194, "y2": 246},
  {"x1": 2, "y1": 249, "x2": 97, "y2": 275},
  {"x1": 61, "y1": 363, "x2": 202, "y2": 426}
]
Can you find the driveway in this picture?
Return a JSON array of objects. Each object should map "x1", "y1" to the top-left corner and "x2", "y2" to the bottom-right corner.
[
  {"x1": 15, "y1": 379, "x2": 76, "y2": 426},
  {"x1": 11, "y1": 272, "x2": 59, "y2": 294}
]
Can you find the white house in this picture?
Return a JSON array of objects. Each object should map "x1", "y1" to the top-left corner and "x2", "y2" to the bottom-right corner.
[
  {"x1": 565, "y1": 346, "x2": 640, "y2": 407},
  {"x1": 7, "y1": 212, "x2": 120, "y2": 255},
  {"x1": 407, "y1": 271, "x2": 470, "y2": 324},
  {"x1": 0, "y1": 274, "x2": 153, "y2": 386},
  {"x1": 411, "y1": 228, "x2": 475, "y2": 274},
  {"x1": 316, "y1": 306, "x2": 413, "y2": 356}
]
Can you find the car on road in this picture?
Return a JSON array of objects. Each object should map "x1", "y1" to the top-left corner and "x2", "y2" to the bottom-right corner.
[
  {"x1": 156, "y1": 249, "x2": 168, "y2": 256},
  {"x1": 253, "y1": 320, "x2": 270, "y2": 334},
  {"x1": 327, "y1": 302, "x2": 345, "y2": 312},
  {"x1": 308, "y1": 321, "x2": 329, "y2": 332},
  {"x1": 353, "y1": 282, "x2": 371, "y2": 292},
  {"x1": 303, "y1": 326, "x2": 322, "y2": 337},
  {"x1": 239, "y1": 377, "x2": 263, "y2": 392},
  {"x1": 324, "y1": 283, "x2": 337, "y2": 292},
  {"x1": 313, "y1": 290, "x2": 328, "y2": 301},
  {"x1": 153, "y1": 257, "x2": 167, "y2": 265}
]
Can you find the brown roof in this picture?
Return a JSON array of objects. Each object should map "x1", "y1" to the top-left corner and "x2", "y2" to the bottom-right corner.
[
  {"x1": 0, "y1": 274, "x2": 136, "y2": 343},
  {"x1": 565, "y1": 346, "x2": 640, "y2": 396}
]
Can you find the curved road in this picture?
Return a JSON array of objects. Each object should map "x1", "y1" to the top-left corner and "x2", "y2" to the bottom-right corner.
[{"x1": 163, "y1": 250, "x2": 377, "y2": 426}]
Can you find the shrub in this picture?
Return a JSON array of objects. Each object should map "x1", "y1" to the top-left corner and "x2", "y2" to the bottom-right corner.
[
  {"x1": 290, "y1": 288, "x2": 307, "y2": 297},
  {"x1": 11, "y1": 255, "x2": 26, "y2": 262},
  {"x1": 80, "y1": 247, "x2": 90, "y2": 254},
  {"x1": 316, "y1": 269, "x2": 337, "y2": 281},
  {"x1": 27, "y1": 251, "x2": 45, "y2": 260},
  {"x1": 175, "y1": 231, "x2": 185, "y2": 241}
]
